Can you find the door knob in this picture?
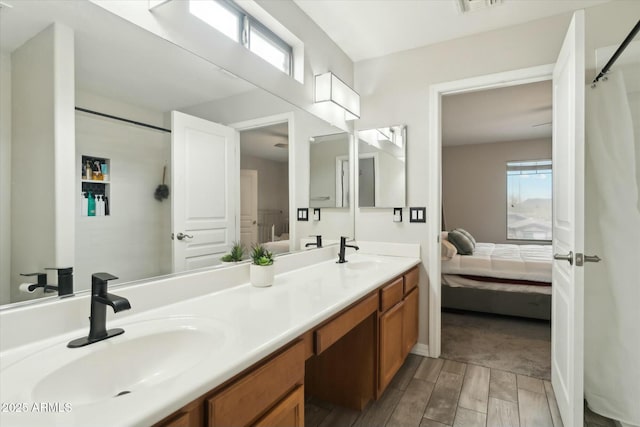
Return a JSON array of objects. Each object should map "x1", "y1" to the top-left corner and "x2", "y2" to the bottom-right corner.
[
  {"x1": 584, "y1": 255, "x2": 601, "y2": 263},
  {"x1": 554, "y1": 251, "x2": 573, "y2": 265},
  {"x1": 176, "y1": 232, "x2": 193, "y2": 241}
]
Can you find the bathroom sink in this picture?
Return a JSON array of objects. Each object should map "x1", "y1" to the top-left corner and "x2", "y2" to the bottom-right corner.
[
  {"x1": 1, "y1": 316, "x2": 226, "y2": 407},
  {"x1": 344, "y1": 260, "x2": 386, "y2": 271}
]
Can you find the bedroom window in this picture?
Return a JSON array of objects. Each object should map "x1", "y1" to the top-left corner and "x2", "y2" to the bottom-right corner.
[
  {"x1": 189, "y1": 0, "x2": 293, "y2": 76},
  {"x1": 506, "y1": 160, "x2": 552, "y2": 241}
]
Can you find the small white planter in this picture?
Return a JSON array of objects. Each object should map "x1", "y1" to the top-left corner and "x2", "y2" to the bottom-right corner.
[{"x1": 250, "y1": 264, "x2": 275, "y2": 287}]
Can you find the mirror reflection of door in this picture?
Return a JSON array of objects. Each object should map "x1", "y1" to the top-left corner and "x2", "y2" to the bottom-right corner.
[
  {"x1": 240, "y1": 170, "x2": 258, "y2": 249},
  {"x1": 359, "y1": 157, "x2": 376, "y2": 207},
  {"x1": 171, "y1": 111, "x2": 239, "y2": 273},
  {"x1": 239, "y1": 122, "x2": 290, "y2": 255}
]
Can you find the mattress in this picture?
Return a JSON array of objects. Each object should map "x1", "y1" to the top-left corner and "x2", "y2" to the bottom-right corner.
[
  {"x1": 442, "y1": 274, "x2": 551, "y2": 295},
  {"x1": 441, "y1": 242, "x2": 552, "y2": 282}
]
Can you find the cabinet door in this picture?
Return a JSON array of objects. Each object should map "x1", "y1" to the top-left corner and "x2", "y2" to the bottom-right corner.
[
  {"x1": 378, "y1": 300, "x2": 405, "y2": 394},
  {"x1": 402, "y1": 287, "x2": 419, "y2": 358},
  {"x1": 254, "y1": 385, "x2": 304, "y2": 427}
]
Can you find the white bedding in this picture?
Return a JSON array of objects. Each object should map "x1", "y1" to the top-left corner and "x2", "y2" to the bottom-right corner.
[{"x1": 441, "y1": 242, "x2": 552, "y2": 282}]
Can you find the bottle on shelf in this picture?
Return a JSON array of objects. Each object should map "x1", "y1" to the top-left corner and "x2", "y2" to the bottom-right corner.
[
  {"x1": 101, "y1": 163, "x2": 109, "y2": 181},
  {"x1": 81, "y1": 192, "x2": 88, "y2": 217},
  {"x1": 86, "y1": 161, "x2": 92, "y2": 180},
  {"x1": 97, "y1": 195, "x2": 105, "y2": 216},
  {"x1": 87, "y1": 192, "x2": 96, "y2": 216}
]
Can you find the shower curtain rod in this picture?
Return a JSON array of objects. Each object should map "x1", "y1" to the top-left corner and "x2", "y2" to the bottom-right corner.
[
  {"x1": 75, "y1": 107, "x2": 172, "y2": 133},
  {"x1": 592, "y1": 19, "x2": 640, "y2": 84}
]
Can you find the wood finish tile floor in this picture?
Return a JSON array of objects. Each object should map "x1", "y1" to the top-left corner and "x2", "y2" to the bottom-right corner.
[
  {"x1": 306, "y1": 355, "x2": 616, "y2": 426},
  {"x1": 306, "y1": 354, "x2": 562, "y2": 427}
]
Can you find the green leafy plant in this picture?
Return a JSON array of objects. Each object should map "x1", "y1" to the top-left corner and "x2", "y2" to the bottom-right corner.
[
  {"x1": 221, "y1": 242, "x2": 245, "y2": 262},
  {"x1": 250, "y1": 244, "x2": 274, "y2": 266}
]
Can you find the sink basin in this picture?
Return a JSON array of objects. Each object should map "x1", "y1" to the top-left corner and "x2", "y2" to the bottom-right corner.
[{"x1": 1, "y1": 316, "x2": 226, "y2": 407}]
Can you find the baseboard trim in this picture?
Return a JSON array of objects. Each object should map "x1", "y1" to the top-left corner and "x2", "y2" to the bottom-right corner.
[{"x1": 410, "y1": 343, "x2": 430, "y2": 357}]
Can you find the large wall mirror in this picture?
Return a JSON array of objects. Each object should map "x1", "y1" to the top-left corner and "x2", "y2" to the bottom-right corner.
[
  {"x1": 309, "y1": 133, "x2": 351, "y2": 208},
  {"x1": 357, "y1": 125, "x2": 407, "y2": 208},
  {"x1": 0, "y1": 1, "x2": 354, "y2": 307}
]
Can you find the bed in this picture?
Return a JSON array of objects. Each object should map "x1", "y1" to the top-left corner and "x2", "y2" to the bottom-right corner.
[{"x1": 441, "y1": 241, "x2": 552, "y2": 320}]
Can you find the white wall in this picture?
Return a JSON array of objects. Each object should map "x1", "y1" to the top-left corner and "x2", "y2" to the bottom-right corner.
[
  {"x1": 10, "y1": 24, "x2": 75, "y2": 303},
  {"x1": 74, "y1": 91, "x2": 171, "y2": 290},
  {"x1": 353, "y1": 1, "x2": 640, "y2": 348},
  {"x1": 0, "y1": 53, "x2": 11, "y2": 305},
  {"x1": 442, "y1": 139, "x2": 552, "y2": 244}
]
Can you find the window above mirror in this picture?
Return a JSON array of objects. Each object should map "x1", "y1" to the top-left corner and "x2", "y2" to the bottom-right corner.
[{"x1": 189, "y1": 0, "x2": 293, "y2": 76}]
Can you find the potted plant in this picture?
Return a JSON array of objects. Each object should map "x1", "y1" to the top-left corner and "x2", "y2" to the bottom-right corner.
[
  {"x1": 221, "y1": 242, "x2": 245, "y2": 263},
  {"x1": 249, "y1": 244, "x2": 275, "y2": 287}
]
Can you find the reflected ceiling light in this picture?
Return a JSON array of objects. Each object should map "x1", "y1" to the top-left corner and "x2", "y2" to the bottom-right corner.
[{"x1": 315, "y1": 72, "x2": 360, "y2": 121}]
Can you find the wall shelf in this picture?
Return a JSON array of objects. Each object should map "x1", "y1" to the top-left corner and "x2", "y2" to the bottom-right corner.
[{"x1": 81, "y1": 155, "x2": 111, "y2": 216}]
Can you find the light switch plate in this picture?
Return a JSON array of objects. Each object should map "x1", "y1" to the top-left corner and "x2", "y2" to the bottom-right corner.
[
  {"x1": 409, "y1": 207, "x2": 426, "y2": 223},
  {"x1": 313, "y1": 208, "x2": 321, "y2": 221},
  {"x1": 393, "y1": 208, "x2": 403, "y2": 222},
  {"x1": 297, "y1": 208, "x2": 309, "y2": 221}
]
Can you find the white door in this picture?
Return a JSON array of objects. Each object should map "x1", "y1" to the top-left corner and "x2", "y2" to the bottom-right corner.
[
  {"x1": 551, "y1": 11, "x2": 585, "y2": 427},
  {"x1": 240, "y1": 169, "x2": 258, "y2": 249},
  {"x1": 171, "y1": 111, "x2": 238, "y2": 272}
]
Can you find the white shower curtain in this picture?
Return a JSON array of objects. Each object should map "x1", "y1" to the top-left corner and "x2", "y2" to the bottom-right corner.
[{"x1": 585, "y1": 69, "x2": 640, "y2": 427}]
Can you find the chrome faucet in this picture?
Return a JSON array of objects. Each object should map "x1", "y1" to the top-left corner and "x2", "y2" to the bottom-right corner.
[
  {"x1": 337, "y1": 236, "x2": 359, "y2": 263},
  {"x1": 305, "y1": 235, "x2": 323, "y2": 248},
  {"x1": 68, "y1": 272, "x2": 131, "y2": 348}
]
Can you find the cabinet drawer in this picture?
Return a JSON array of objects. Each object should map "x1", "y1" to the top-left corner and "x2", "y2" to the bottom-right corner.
[
  {"x1": 404, "y1": 267, "x2": 419, "y2": 295},
  {"x1": 208, "y1": 341, "x2": 304, "y2": 427},
  {"x1": 380, "y1": 277, "x2": 404, "y2": 312},
  {"x1": 315, "y1": 292, "x2": 378, "y2": 354},
  {"x1": 254, "y1": 385, "x2": 304, "y2": 427}
]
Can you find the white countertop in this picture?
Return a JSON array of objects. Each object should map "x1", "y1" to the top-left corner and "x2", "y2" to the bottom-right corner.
[{"x1": 0, "y1": 253, "x2": 420, "y2": 427}]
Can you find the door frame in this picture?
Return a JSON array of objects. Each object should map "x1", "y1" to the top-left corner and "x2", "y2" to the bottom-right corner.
[
  {"x1": 427, "y1": 64, "x2": 555, "y2": 357},
  {"x1": 230, "y1": 113, "x2": 295, "y2": 251}
]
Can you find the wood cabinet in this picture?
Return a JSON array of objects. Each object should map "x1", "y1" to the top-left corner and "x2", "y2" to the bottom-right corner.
[
  {"x1": 255, "y1": 385, "x2": 304, "y2": 427},
  {"x1": 403, "y1": 287, "x2": 419, "y2": 358},
  {"x1": 154, "y1": 341, "x2": 304, "y2": 427},
  {"x1": 155, "y1": 265, "x2": 420, "y2": 427},
  {"x1": 377, "y1": 266, "x2": 420, "y2": 396},
  {"x1": 379, "y1": 299, "x2": 405, "y2": 393},
  {"x1": 208, "y1": 341, "x2": 304, "y2": 427}
]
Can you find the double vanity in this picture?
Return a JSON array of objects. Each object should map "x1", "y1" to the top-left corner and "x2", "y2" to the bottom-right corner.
[{"x1": 0, "y1": 246, "x2": 420, "y2": 427}]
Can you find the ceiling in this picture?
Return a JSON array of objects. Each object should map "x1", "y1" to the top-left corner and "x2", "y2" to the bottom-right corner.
[
  {"x1": 442, "y1": 79, "x2": 552, "y2": 146},
  {"x1": 240, "y1": 122, "x2": 289, "y2": 162},
  {"x1": 293, "y1": 0, "x2": 611, "y2": 62},
  {"x1": 0, "y1": 1, "x2": 255, "y2": 113}
]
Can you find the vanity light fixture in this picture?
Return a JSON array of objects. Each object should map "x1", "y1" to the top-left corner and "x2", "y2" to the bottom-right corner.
[{"x1": 315, "y1": 72, "x2": 360, "y2": 120}]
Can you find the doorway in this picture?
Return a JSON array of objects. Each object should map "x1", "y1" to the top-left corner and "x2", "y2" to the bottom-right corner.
[
  {"x1": 439, "y1": 80, "x2": 553, "y2": 379},
  {"x1": 235, "y1": 115, "x2": 292, "y2": 255}
]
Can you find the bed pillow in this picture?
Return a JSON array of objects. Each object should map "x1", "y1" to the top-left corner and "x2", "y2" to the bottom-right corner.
[
  {"x1": 454, "y1": 228, "x2": 476, "y2": 248},
  {"x1": 448, "y1": 230, "x2": 474, "y2": 255},
  {"x1": 441, "y1": 240, "x2": 458, "y2": 260},
  {"x1": 441, "y1": 231, "x2": 449, "y2": 241}
]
